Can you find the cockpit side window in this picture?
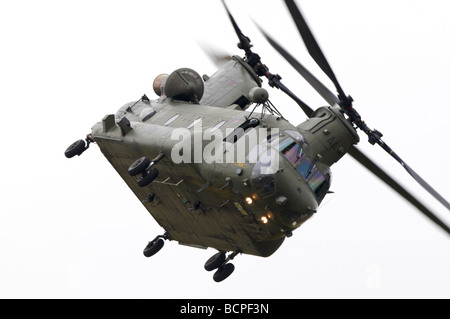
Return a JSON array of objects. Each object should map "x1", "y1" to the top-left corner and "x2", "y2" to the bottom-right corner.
[
  {"x1": 308, "y1": 171, "x2": 325, "y2": 192},
  {"x1": 308, "y1": 170, "x2": 330, "y2": 201}
]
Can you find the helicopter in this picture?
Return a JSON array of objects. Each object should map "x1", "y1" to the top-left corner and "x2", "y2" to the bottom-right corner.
[{"x1": 64, "y1": 0, "x2": 450, "y2": 283}]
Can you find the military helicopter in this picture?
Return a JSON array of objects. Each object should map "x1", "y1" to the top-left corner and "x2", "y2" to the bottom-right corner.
[{"x1": 65, "y1": 0, "x2": 450, "y2": 282}]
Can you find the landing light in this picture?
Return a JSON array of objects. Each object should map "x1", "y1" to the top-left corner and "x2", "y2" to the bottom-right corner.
[
  {"x1": 245, "y1": 197, "x2": 253, "y2": 205},
  {"x1": 260, "y1": 216, "x2": 269, "y2": 224}
]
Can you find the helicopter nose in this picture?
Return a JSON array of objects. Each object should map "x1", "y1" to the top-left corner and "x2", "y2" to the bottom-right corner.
[{"x1": 274, "y1": 159, "x2": 318, "y2": 229}]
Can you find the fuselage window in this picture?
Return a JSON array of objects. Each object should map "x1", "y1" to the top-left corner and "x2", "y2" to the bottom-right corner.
[
  {"x1": 210, "y1": 120, "x2": 226, "y2": 133},
  {"x1": 187, "y1": 117, "x2": 202, "y2": 129},
  {"x1": 164, "y1": 114, "x2": 180, "y2": 126}
]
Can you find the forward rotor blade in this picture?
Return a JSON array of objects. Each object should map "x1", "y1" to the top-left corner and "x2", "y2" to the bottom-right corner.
[
  {"x1": 348, "y1": 146, "x2": 450, "y2": 236},
  {"x1": 284, "y1": 0, "x2": 450, "y2": 211},
  {"x1": 357, "y1": 126, "x2": 450, "y2": 211},
  {"x1": 284, "y1": 0, "x2": 351, "y2": 108},
  {"x1": 221, "y1": 0, "x2": 314, "y2": 118},
  {"x1": 254, "y1": 21, "x2": 340, "y2": 107},
  {"x1": 383, "y1": 142, "x2": 450, "y2": 210},
  {"x1": 196, "y1": 40, "x2": 233, "y2": 68},
  {"x1": 405, "y1": 163, "x2": 450, "y2": 210}
]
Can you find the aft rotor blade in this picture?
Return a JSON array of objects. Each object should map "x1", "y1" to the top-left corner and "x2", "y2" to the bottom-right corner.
[
  {"x1": 254, "y1": 21, "x2": 340, "y2": 107},
  {"x1": 284, "y1": 0, "x2": 351, "y2": 108},
  {"x1": 348, "y1": 146, "x2": 450, "y2": 236},
  {"x1": 221, "y1": 0, "x2": 252, "y2": 55}
]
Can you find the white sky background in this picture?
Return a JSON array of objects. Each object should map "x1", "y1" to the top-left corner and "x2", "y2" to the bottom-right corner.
[{"x1": 1, "y1": 0, "x2": 449, "y2": 298}]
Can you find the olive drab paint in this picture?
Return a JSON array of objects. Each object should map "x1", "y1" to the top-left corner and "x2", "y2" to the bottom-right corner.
[{"x1": 65, "y1": 1, "x2": 450, "y2": 282}]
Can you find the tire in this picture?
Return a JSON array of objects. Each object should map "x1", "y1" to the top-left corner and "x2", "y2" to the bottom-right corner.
[
  {"x1": 204, "y1": 252, "x2": 226, "y2": 271},
  {"x1": 128, "y1": 156, "x2": 150, "y2": 176},
  {"x1": 143, "y1": 238, "x2": 165, "y2": 257},
  {"x1": 213, "y1": 263, "x2": 235, "y2": 283},
  {"x1": 137, "y1": 168, "x2": 159, "y2": 187},
  {"x1": 65, "y1": 140, "x2": 86, "y2": 158}
]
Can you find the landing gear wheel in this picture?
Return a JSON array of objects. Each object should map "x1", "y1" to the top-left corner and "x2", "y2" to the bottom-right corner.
[
  {"x1": 128, "y1": 156, "x2": 150, "y2": 176},
  {"x1": 137, "y1": 168, "x2": 159, "y2": 187},
  {"x1": 143, "y1": 238, "x2": 165, "y2": 257},
  {"x1": 65, "y1": 140, "x2": 86, "y2": 158},
  {"x1": 213, "y1": 263, "x2": 235, "y2": 282},
  {"x1": 204, "y1": 252, "x2": 226, "y2": 271}
]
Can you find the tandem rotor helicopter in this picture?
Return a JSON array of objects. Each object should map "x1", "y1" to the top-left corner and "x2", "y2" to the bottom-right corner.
[{"x1": 65, "y1": 0, "x2": 450, "y2": 282}]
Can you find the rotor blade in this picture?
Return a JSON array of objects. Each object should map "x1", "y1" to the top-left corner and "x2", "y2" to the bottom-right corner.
[
  {"x1": 196, "y1": 40, "x2": 232, "y2": 68},
  {"x1": 404, "y1": 163, "x2": 450, "y2": 210},
  {"x1": 284, "y1": 0, "x2": 351, "y2": 108},
  {"x1": 221, "y1": 0, "x2": 314, "y2": 118},
  {"x1": 266, "y1": 72, "x2": 315, "y2": 118},
  {"x1": 348, "y1": 146, "x2": 450, "y2": 236},
  {"x1": 221, "y1": 0, "x2": 252, "y2": 55},
  {"x1": 254, "y1": 21, "x2": 340, "y2": 107},
  {"x1": 374, "y1": 138, "x2": 450, "y2": 210}
]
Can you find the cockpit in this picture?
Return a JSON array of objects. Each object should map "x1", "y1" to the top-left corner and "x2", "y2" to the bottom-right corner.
[
  {"x1": 251, "y1": 130, "x2": 331, "y2": 202},
  {"x1": 279, "y1": 131, "x2": 331, "y2": 201}
]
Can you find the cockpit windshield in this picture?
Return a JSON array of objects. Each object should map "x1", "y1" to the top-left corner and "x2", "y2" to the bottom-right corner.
[
  {"x1": 297, "y1": 157, "x2": 315, "y2": 180},
  {"x1": 251, "y1": 151, "x2": 277, "y2": 197},
  {"x1": 250, "y1": 131, "x2": 330, "y2": 201},
  {"x1": 279, "y1": 134, "x2": 331, "y2": 201},
  {"x1": 281, "y1": 140, "x2": 305, "y2": 167}
]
